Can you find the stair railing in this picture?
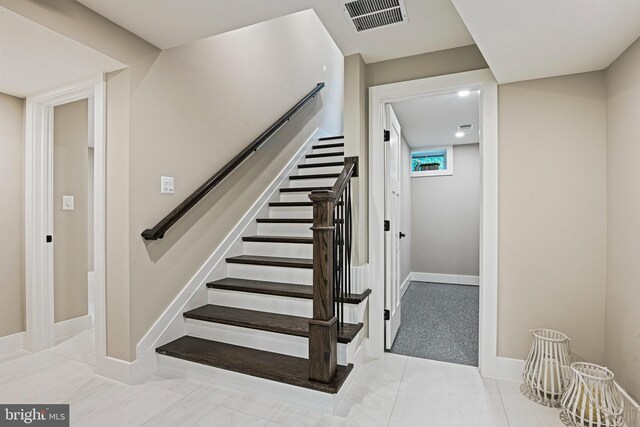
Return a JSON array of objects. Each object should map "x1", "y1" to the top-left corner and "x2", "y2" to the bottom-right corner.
[
  {"x1": 141, "y1": 83, "x2": 325, "y2": 241},
  {"x1": 308, "y1": 156, "x2": 358, "y2": 383}
]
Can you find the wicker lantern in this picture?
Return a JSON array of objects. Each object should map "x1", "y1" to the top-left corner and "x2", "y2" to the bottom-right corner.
[
  {"x1": 560, "y1": 362, "x2": 625, "y2": 427},
  {"x1": 522, "y1": 328, "x2": 571, "y2": 407}
]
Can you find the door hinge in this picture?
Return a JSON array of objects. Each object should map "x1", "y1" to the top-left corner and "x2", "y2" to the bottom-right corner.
[
  {"x1": 384, "y1": 309, "x2": 390, "y2": 320},
  {"x1": 46, "y1": 235, "x2": 53, "y2": 243},
  {"x1": 384, "y1": 130, "x2": 390, "y2": 142},
  {"x1": 384, "y1": 220, "x2": 390, "y2": 231}
]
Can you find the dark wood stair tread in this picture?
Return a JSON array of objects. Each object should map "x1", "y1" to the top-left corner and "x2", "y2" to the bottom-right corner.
[
  {"x1": 184, "y1": 304, "x2": 363, "y2": 344},
  {"x1": 242, "y1": 236, "x2": 313, "y2": 244},
  {"x1": 256, "y1": 218, "x2": 313, "y2": 223},
  {"x1": 269, "y1": 201, "x2": 342, "y2": 207},
  {"x1": 298, "y1": 161, "x2": 344, "y2": 169},
  {"x1": 280, "y1": 186, "x2": 332, "y2": 193},
  {"x1": 318, "y1": 136, "x2": 344, "y2": 141},
  {"x1": 208, "y1": 277, "x2": 372, "y2": 304},
  {"x1": 312, "y1": 143, "x2": 344, "y2": 149},
  {"x1": 269, "y1": 201, "x2": 313, "y2": 207},
  {"x1": 289, "y1": 173, "x2": 340, "y2": 180},
  {"x1": 226, "y1": 255, "x2": 312, "y2": 269},
  {"x1": 306, "y1": 152, "x2": 344, "y2": 159},
  {"x1": 156, "y1": 336, "x2": 353, "y2": 394}
]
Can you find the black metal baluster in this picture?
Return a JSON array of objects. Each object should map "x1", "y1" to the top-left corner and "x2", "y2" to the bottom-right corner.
[
  {"x1": 346, "y1": 180, "x2": 352, "y2": 297},
  {"x1": 332, "y1": 208, "x2": 340, "y2": 316},
  {"x1": 336, "y1": 196, "x2": 344, "y2": 328}
]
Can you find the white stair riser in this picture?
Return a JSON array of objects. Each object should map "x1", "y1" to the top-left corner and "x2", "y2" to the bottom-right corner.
[
  {"x1": 289, "y1": 177, "x2": 336, "y2": 188},
  {"x1": 279, "y1": 192, "x2": 314, "y2": 203},
  {"x1": 269, "y1": 206, "x2": 312, "y2": 219},
  {"x1": 257, "y1": 222, "x2": 312, "y2": 237},
  {"x1": 297, "y1": 165, "x2": 343, "y2": 176},
  {"x1": 185, "y1": 319, "x2": 355, "y2": 365},
  {"x1": 310, "y1": 146, "x2": 344, "y2": 154},
  {"x1": 304, "y1": 155, "x2": 344, "y2": 165},
  {"x1": 207, "y1": 289, "x2": 362, "y2": 324},
  {"x1": 243, "y1": 241, "x2": 313, "y2": 258},
  {"x1": 227, "y1": 262, "x2": 312, "y2": 284}
]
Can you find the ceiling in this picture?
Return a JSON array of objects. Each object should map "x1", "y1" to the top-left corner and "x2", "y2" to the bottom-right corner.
[
  {"x1": 451, "y1": 0, "x2": 640, "y2": 83},
  {"x1": 0, "y1": 6, "x2": 124, "y2": 98},
  {"x1": 391, "y1": 91, "x2": 479, "y2": 148},
  {"x1": 74, "y1": 0, "x2": 474, "y2": 63}
]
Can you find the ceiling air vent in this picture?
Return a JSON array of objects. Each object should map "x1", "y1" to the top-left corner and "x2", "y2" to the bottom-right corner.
[{"x1": 341, "y1": 0, "x2": 408, "y2": 32}]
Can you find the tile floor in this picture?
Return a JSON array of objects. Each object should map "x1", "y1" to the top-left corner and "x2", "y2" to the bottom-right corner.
[{"x1": 0, "y1": 330, "x2": 566, "y2": 426}]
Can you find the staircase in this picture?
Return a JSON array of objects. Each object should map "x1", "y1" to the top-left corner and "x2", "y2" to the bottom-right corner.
[{"x1": 155, "y1": 136, "x2": 369, "y2": 411}]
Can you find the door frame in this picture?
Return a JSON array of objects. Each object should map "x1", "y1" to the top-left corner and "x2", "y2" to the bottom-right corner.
[
  {"x1": 368, "y1": 69, "x2": 499, "y2": 377},
  {"x1": 25, "y1": 76, "x2": 107, "y2": 363}
]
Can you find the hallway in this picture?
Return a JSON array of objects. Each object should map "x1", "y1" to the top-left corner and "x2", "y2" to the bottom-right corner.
[{"x1": 391, "y1": 282, "x2": 479, "y2": 366}]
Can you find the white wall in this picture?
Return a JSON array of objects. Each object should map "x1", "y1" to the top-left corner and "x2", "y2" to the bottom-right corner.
[
  {"x1": 400, "y1": 137, "x2": 412, "y2": 282},
  {"x1": 410, "y1": 144, "x2": 480, "y2": 276},
  {"x1": 605, "y1": 36, "x2": 640, "y2": 399}
]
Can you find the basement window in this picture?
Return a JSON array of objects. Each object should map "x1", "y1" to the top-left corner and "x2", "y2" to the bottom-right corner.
[{"x1": 411, "y1": 146, "x2": 454, "y2": 177}]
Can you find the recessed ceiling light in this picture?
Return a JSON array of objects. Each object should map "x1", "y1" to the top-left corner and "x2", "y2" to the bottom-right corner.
[
  {"x1": 458, "y1": 90, "x2": 470, "y2": 97},
  {"x1": 455, "y1": 131, "x2": 465, "y2": 138}
]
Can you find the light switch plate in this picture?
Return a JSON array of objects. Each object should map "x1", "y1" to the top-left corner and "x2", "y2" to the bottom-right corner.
[
  {"x1": 161, "y1": 176, "x2": 175, "y2": 195},
  {"x1": 62, "y1": 195, "x2": 74, "y2": 210}
]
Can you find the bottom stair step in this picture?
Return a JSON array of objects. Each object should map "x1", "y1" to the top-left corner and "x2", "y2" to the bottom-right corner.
[
  {"x1": 156, "y1": 336, "x2": 353, "y2": 394},
  {"x1": 184, "y1": 304, "x2": 363, "y2": 344}
]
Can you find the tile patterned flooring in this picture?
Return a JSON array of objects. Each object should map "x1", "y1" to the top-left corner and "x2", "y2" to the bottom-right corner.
[{"x1": 0, "y1": 330, "x2": 565, "y2": 426}]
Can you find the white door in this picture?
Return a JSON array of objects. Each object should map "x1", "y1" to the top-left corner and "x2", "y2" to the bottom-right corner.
[{"x1": 384, "y1": 104, "x2": 402, "y2": 349}]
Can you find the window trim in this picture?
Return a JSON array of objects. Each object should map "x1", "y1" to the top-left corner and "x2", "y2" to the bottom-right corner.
[{"x1": 411, "y1": 145, "x2": 454, "y2": 177}]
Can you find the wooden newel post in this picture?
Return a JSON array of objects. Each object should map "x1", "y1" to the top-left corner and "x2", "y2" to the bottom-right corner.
[{"x1": 308, "y1": 189, "x2": 337, "y2": 383}]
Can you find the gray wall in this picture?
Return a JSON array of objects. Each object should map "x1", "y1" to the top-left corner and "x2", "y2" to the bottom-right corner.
[
  {"x1": 605, "y1": 36, "x2": 640, "y2": 399},
  {"x1": 344, "y1": 53, "x2": 368, "y2": 265},
  {"x1": 0, "y1": 92, "x2": 24, "y2": 338},
  {"x1": 400, "y1": 138, "x2": 412, "y2": 283},
  {"x1": 87, "y1": 147, "x2": 94, "y2": 272},
  {"x1": 410, "y1": 144, "x2": 480, "y2": 276},
  {"x1": 124, "y1": 10, "x2": 344, "y2": 361},
  {"x1": 53, "y1": 99, "x2": 89, "y2": 323},
  {"x1": 367, "y1": 45, "x2": 488, "y2": 87},
  {"x1": 498, "y1": 72, "x2": 607, "y2": 363}
]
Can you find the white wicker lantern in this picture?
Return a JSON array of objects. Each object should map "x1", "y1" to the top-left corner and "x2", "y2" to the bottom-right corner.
[
  {"x1": 522, "y1": 328, "x2": 571, "y2": 407},
  {"x1": 560, "y1": 362, "x2": 625, "y2": 427}
]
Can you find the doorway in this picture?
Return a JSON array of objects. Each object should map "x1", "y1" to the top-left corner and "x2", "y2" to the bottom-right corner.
[
  {"x1": 25, "y1": 78, "x2": 106, "y2": 368},
  {"x1": 51, "y1": 99, "x2": 94, "y2": 339},
  {"x1": 368, "y1": 69, "x2": 499, "y2": 377},
  {"x1": 385, "y1": 92, "x2": 481, "y2": 366}
]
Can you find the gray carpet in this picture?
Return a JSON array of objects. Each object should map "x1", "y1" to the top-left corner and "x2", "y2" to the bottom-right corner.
[{"x1": 390, "y1": 281, "x2": 479, "y2": 366}]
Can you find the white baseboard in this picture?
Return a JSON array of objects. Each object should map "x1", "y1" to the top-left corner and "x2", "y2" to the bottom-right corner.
[
  {"x1": 485, "y1": 357, "x2": 525, "y2": 382},
  {"x1": 127, "y1": 128, "x2": 324, "y2": 382},
  {"x1": 54, "y1": 314, "x2": 93, "y2": 340},
  {"x1": 400, "y1": 273, "x2": 412, "y2": 298},
  {"x1": 411, "y1": 272, "x2": 479, "y2": 286},
  {"x1": 0, "y1": 331, "x2": 25, "y2": 356}
]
